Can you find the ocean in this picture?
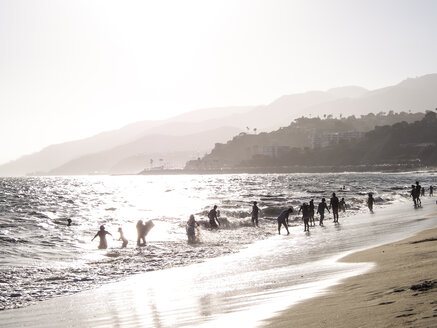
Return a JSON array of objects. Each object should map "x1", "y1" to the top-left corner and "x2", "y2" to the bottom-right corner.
[{"x1": 1, "y1": 172, "x2": 437, "y2": 318}]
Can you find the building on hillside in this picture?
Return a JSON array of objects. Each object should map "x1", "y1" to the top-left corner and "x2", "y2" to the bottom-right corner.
[
  {"x1": 309, "y1": 131, "x2": 364, "y2": 149},
  {"x1": 247, "y1": 145, "x2": 291, "y2": 158}
]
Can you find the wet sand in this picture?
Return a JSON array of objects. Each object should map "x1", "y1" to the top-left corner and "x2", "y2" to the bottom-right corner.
[{"x1": 264, "y1": 218, "x2": 437, "y2": 328}]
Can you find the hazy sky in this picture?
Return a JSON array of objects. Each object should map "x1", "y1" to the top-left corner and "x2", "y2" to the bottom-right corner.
[{"x1": 1, "y1": 0, "x2": 437, "y2": 164}]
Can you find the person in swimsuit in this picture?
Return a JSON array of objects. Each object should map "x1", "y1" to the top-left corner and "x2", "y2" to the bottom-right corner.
[
  {"x1": 251, "y1": 201, "x2": 260, "y2": 227},
  {"x1": 208, "y1": 205, "x2": 220, "y2": 229},
  {"x1": 330, "y1": 192, "x2": 340, "y2": 223},
  {"x1": 317, "y1": 198, "x2": 330, "y2": 226},
  {"x1": 118, "y1": 227, "x2": 128, "y2": 248},
  {"x1": 277, "y1": 207, "x2": 293, "y2": 235},
  {"x1": 92, "y1": 225, "x2": 112, "y2": 249},
  {"x1": 186, "y1": 214, "x2": 200, "y2": 243},
  {"x1": 367, "y1": 193, "x2": 375, "y2": 213},
  {"x1": 299, "y1": 203, "x2": 310, "y2": 232}
]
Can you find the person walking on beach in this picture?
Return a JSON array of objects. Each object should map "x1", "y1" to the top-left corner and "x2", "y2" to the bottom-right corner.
[
  {"x1": 251, "y1": 201, "x2": 260, "y2": 227},
  {"x1": 430, "y1": 185, "x2": 434, "y2": 197},
  {"x1": 416, "y1": 181, "x2": 422, "y2": 206},
  {"x1": 339, "y1": 198, "x2": 346, "y2": 212},
  {"x1": 277, "y1": 208, "x2": 293, "y2": 235},
  {"x1": 330, "y1": 193, "x2": 340, "y2": 223},
  {"x1": 317, "y1": 198, "x2": 330, "y2": 226},
  {"x1": 367, "y1": 193, "x2": 375, "y2": 213},
  {"x1": 118, "y1": 227, "x2": 128, "y2": 248},
  {"x1": 208, "y1": 205, "x2": 220, "y2": 229},
  {"x1": 308, "y1": 199, "x2": 315, "y2": 227},
  {"x1": 421, "y1": 186, "x2": 426, "y2": 197},
  {"x1": 299, "y1": 203, "x2": 310, "y2": 232},
  {"x1": 92, "y1": 225, "x2": 112, "y2": 249},
  {"x1": 186, "y1": 214, "x2": 200, "y2": 243}
]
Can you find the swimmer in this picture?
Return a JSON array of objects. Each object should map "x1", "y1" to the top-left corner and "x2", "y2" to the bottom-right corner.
[{"x1": 118, "y1": 227, "x2": 128, "y2": 248}]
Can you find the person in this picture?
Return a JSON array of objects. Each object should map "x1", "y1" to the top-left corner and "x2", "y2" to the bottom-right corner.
[
  {"x1": 299, "y1": 203, "x2": 310, "y2": 232},
  {"x1": 308, "y1": 199, "x2": 315, "y2": 227},
  {"x1": 186, "y1": 214, "x2": 200, "y2": 243},
  {"x1": 277, "y1": 207, "x2": 293, "y2": 235},
  {"x1": 67, "y1": 218, "x2": 72, "y2": 226},
  {"x1": 136, "y1": 220, "x2": 145, "y2": 246},
  {"x1": 412, "y1": 183, "x2": 421, "y2": 207},
  {"x1": 329, "y1": 192, "x2": 340, "y2": 223},
  {"x1": 317, "y1": 198, "x2": 330, "y2": 226},
  {"x1": 136, "y1": 220, "x2": 154, "y2": 246},
  {"x1": 421, "y1": 186, "x2": 425, "y2": 197},
  {"x1": 251, "y1": 201, "x2": 260, "y2": 227},
  {"x1": 118, "y1": 227, "x2": 128, "y2": 248},
  {"x1": 367, "y1": 193, "x2": 374, "y2": 213},
  {"x1": 208, "y1": 205, "x2": 220, "y2": 229},
  {"x1": 91, "y1": 225, "x2": 112, "y2": 249},
  {"x1": 430, "y1": 185, "x2": 434, "y2": 197},
  {"x1": 339, "y1": 198, "x2": 346, "y2": 212}
]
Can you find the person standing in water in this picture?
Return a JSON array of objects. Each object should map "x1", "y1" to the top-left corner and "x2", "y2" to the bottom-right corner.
[
  {"x1": 330, "y1": 192, "x2": 340, "y2": 223},
  {"x1": 186, "y1": 214, "x2": 200, "y2": 243},
  {"x1": 339, "y1": 198, "x2": 346, "y2": 212},
  {"x1": 367, "y1": 193, "x2": 375, "y2": 213},
  {"x1": 317, "y1": 198, "x2": 330, "y2": 226},
  {"x1": 299, "y1": 203, "x2": 310, "y2": 232},
  {"x1": 308, "y1": 199, "x2": 315, "y2": 227},
  {"x1": 118, "y1": 227, "x2": 128, "y2": 248},
  {"x1": 91, "y1": 225, "x2": 112, "y2": 249},
  {"x1": 208, "y1": 205, "x2": 220, "y2": 229},
  {"x1": 251, "y1": 201, "x2": 260, "y2": 227},
  {"x1": 277, "y1": 207, "x2": 293, "y2": 235},
  {"x1": 430, "y1": 185, "x2": 434, "y2": 197}
]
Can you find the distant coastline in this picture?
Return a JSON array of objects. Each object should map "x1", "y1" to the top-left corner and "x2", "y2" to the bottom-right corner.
[{"x1": 138, "y1": 164, "x2": 435, "y2": 175}]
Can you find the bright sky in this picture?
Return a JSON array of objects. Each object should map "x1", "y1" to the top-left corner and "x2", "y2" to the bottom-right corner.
[{"x1": 1, "y1": 0, "x2": 437, "y2": 164}]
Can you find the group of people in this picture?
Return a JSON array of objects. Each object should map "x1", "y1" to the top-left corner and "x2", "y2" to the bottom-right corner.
[
  {"x1": 93, "y1": 181, "x2": 435, "y2": 248},
  {"x1": 411, "y1": 181, "x2": 434, "y2": 207},
  {"x1": 91, "y1": 220, "x2": 155, "y2": 249}
]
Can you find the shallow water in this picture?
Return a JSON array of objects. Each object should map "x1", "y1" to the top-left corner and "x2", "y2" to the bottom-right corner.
[{"x1": 0, "y1": 172, "x2": 436, "y2": 311}]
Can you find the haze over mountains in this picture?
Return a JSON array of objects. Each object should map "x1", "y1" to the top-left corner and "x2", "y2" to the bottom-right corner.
[{"x1": 1, "y1": 74, "x2": 437, "y2": 176}]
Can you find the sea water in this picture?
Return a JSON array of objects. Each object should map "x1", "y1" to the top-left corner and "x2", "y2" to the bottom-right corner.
[{"x1": 0, "y1": 172, "x2": 436, "y2": 313}]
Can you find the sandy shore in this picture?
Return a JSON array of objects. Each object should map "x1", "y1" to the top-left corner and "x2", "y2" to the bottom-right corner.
[{"x1": 264, "y1": 217, "x2": 437, "y2": 328}]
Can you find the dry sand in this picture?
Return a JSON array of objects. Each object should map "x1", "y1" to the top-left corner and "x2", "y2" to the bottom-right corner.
[{"x1": 264, "y1": 215, "x2": 437, "y2": 328}]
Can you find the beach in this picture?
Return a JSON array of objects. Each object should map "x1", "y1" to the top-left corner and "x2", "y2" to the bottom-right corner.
[
  {"x1": 0, "y1": 196, "x2": 437, "y2": 327},
  {"x1": 265, "y1": 217, "x2": 437, "y2": 328}
]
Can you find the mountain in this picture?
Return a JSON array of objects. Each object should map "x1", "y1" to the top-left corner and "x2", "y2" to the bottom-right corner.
[
  {"x1": 48, "y1": 126, "x2": 241, "y2": 175},
  {"x1": 1, "y1": 74, "x2": 437, "y2": 176},
  {"x1": 0, "y1": 106, "x2": 254, "y2": 176}
]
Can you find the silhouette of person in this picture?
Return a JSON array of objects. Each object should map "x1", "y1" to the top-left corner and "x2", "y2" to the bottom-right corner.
[
  {"x1": 317, "y1": 198, "x2": 330, "y2": 226},
  {"x1": 136, "y1": 220, "x2": 154, "y2": 246},
  {"x1": 421, "y1": 186, "x2": 425, "y2": 197},
  {"x1": 118, "y1": 227, "x2": 128, "y2": 248},
  {"x1": 329, "y1": 193, "x2": 340, "y2": 223},
  {"x1": 251, "y1": 201, "x2": 259, "y2": 227},
  {"x1": 299, "y1": 203, "x2": 310, "y2": 232},
  {"x1": 339, "y1": 198, "x2": 346, "y2": 212},
  {"x1": 308, "y1": 199, "x2": 315, "y2": 226},
  {"x1": 208, "y1": 205, "x2": 220, "y2": 229},
  {"x1": 67, "y1": 218, "x2": 72, "y2": 226},
  {"x1": 186, "y1": 214, "x2": 199, "y2": 243},
  {"x1": 416, "y1": 181, "x2": 422, "y2": 206},
  {"x1": 411, "y1": 185, "x2": 417, "y2": 206},
  {"x1": 91, "y1": 225, "x2": 112, "y2": 249},
  {"x1": 367, "y1": 193, "x2": 374, "y2": 213},
  {"x1": 277, "y1": 208, "x2": 293, "y2": 235},
  {"x1": 430, "y1": 185, "x2": 434, "y2": 196}
]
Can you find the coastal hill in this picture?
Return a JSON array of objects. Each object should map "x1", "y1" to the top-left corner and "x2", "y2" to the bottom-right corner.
[
  {"x1": 186, "y1": 111, "x2": 437, "y2": 171},
  {"x1": 1, "y1": 74, "x2": 437, "y2": 176}
]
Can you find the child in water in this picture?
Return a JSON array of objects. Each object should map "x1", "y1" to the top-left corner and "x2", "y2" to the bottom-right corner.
[
  {"x1": 118, "y1": 227, "x2": 128, "y2": 248},
  {"x1": 91, "y1": 225, "x2": 112, "y2": 249},
  {"x1": 186, "y1": 214, "x2": 200, "y2": 243}
]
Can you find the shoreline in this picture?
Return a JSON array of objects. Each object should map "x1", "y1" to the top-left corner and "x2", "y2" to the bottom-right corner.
[
  {"x1": 138, "y1": 165, "x2": 436, "y2": 176},
  {"x1": 263, "y1": 222, "x2": 437, "y2": 327},
  {"x1": 1, "y1": 199, "x2": 437, "y2": 327}
]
